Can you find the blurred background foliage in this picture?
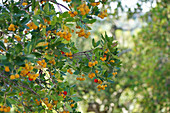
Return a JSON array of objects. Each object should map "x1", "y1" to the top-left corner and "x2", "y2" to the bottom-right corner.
[{"x1": 66, "y1": 0, "x2": 170, "y2": 112}]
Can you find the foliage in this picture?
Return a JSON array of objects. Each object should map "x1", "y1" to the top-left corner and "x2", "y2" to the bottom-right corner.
[
  {"x1": 0, "y1": 0, "x2": 121, "y2": 112},
  {"x1": 64, "y1": 0, "x2": 169, "y2": 113}
]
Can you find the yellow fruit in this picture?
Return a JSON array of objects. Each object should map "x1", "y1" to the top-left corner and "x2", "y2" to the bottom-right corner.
[
  {"x1": 4, "y1": 39, "x2": 8, "y2": 43},
  {"x1": 15, "y1": 74, "x2": 20, "y2": 78},
  {"x1": 22, "y1": 2, "x2": 28, "y2": 6},
  {"x1": 5, "y1": 66, "x2": 10, "y2": 72},
  {"x1": 10, "y1": 75, "x2": 15, "y2": 80}
]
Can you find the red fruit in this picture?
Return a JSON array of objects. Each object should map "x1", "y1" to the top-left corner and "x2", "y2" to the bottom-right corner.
[
  {"x1": 94, "y1": 79, "x2": 98, "y2": 83},
  {"x1": 104, "y1": 55, "x2": 106, "y2": 57},
  {"x1": 61, "y1": 51, "x2": 65, "y2": 54},
  {"x1": 26, "y1": 72, "x2": 30, "y2": 75},
  {"x1": 29, "y1": 78, "x2": 33, "y2": 81},
  {"x1": 63, "y1": 91, "x2": 67, "y2": 95}
]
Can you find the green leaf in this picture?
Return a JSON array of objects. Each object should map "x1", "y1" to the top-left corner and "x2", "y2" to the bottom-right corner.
[
  {"x1": 33, "y1": 16, "x2": 39, "y2": 26},
  {"x1": 56, "y1": 96, "x2": 64, "y2": 101},
  {"x1": 45, "y1": 55, "x2": 53, "y2": 60},
  {"x1": 7, "y1": 93, "x2": 17, "y2": 96},
  {"x1": 92, "y1": 38, "x2": 96, "y2": 47},
  {"x1": 74, "y1": 70, "x2": 79, "y2": 75},
  {"x1": 61, "y1": 47, "x2": 70, "y2": 53},
  {"x1": 65, "y1": 17, "x2": 74, "y2": 22},
  {"x1": 62, "y1": 12, "x2": 70, "y2": 18},
  {"x1": 6, "y1": 99, "x2": 12, "y2": 107},
  {"x1": 88, "y1": 19, "x2": 96, "y2": 24},
  {"x1": 16, "y1": 43, "x2": 23, "y2": 53},
  {"x1": 51, "y1": 16, "x2": 58, "y2": 25},
  {"x1": 27, "y1": 42, "x2": 33, "y2": 54},
  {"x1": 40, "y1": 110, "x2": 45, "y2": 113},
  {"x1": 82, "y1": 66, "x2": 91, "y2": 73},
  {"x1": 0, "y1": 55, "x2": 6, "y2": 60},
  {"x1": 43, "y1": 3, "x2": 49, "y2": 13},
  {"x1": 7, "y1": 98, "x2": 17, "y2": 104},
  {"x1": 26, "y1": 54, "x2": 35, "y2": 59},
  {"x1": 71, "y1": 97, "x2": 81, "y2": 102},
  {"x1": 65, "y1": 103, "x2": 73, "y2": 112},
  {"x1": 50, "y1": 95, "x2": 57, "y2": 100},
  {"x1": 0, "y1": 41, "x2": 6, "y2": 50},
  {"x1": 96, "y1": 40, "x2": 100, "y2": 47},
  {"x1": 57, "y1": 103, "x2": 62, "y2": 108}
]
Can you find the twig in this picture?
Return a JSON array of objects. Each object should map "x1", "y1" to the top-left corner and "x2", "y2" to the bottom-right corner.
[
  {"x1": 73, "y1": 47, "x2": 103, "y2": 57},
  {"x1": 0, "y1": 74, "x2": 40, "y2": 96},
  {"x1": 42, "y1": 0, "x2": 70, "y2": 11},
  {"x1": 117, "y1": 49, "x2": 132, "y2": 56}
]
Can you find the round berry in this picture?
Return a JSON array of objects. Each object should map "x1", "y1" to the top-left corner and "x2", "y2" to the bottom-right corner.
[
  {"x1": 94, "y1": 79, "x2": 98, "y2": 83},
  {"x1": 29, "y1": 78, "x2": 33, "y2": 81},
  {"x1": 61, "y1": 51, "x2": 65, "y2": 54},
  {"x1": 63, "y1": 91, "x2": 67, "y2": 95}
]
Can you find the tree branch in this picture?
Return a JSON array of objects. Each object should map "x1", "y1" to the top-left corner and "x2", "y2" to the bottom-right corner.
[{"x1": 118, "y1": 49, "x2": 132, "y2": 56}]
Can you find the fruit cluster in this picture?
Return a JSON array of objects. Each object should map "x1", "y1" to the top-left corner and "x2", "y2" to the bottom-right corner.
[
  {"x1": 43, "y1": 98, "x2": 53, "y2": 110},
  {"x1": 110, "y1": 60, "x2": 115, "y2": 63},
  {"x1": 98, "y1": 10, "x2": 108, "y2": 19},
  {"x1": 77, "y1": 4, "x2": 90, "y2": 15},
  {"x1": 27, "y1": 73, "x2": 39, "y2": 81},
  {"x1": 37, "y1": 59, "x2": 47, "y2": 68},
  {"x1": 52, "y1": 100, "x2": 58, "y2": 105},
  {"x1": 56, "y1": 31, "x2": 72, "y2": 41},
  {"x1": 44, "y1": 19, "x2": 51, "y2": 25},
  {"x1": 65, "y1": 52, "x2": 73, "y2": 59},
  {"x1": 68, "y1": 11, "x2": 78, "y2": 17},
  {"x1": 35, "y1": 99, "x2": 41, "y2": 105},
  {"x1": 88, "y1": 73, "x2": 95, "y2": 79},
  {"x1": 94, "y1": 79, "x2": 103, "y2": 84},
  {"x1": 27, "y1": 22, "x2": 38, "y2": 30},
  {"x1": 97, "y1": 84, "x2": 107, "y2": 91},
  {"x1": 90, "y1": 2, "x2": 100, "y2": 6},
  {"x1": 19, "y1": 92, "x2": 24, "y2": 96},
  {"x1": 10, "y1": 74, "x2": 20, "y2": 80},
  {"x1": 20, "y1": 63, "x2": 39, "y2": 81},
  {"x1": 49, "y1": 59, "x2": 56, "y2": 65},
  {"x1": 76, "y1": 28, "x2": 91, "y2": 38},
  {"x1": 107, "y1": 59, "x2": 115, "y2": 64},
  {"x1": 67, "y1": 69, "x2": 73, "y2": 74},
  {"x1": 104, "y1": 49, "x2": 109, "y2": 53},
  {"x1": 39, "y1": 24, "x2": 46, "y2": 30},
  {"x1": 76, "y1": 74, "x2": 85, "y2": 81},
  {"x1": 14, "y1": 35, "x2": 21, "y2": 41},
  {"x1": 100, "y1": 55, "x2": 107, "y2": 61},
  {"x1": 0, "y1": 105, "x2": 11, "y2": 112},
  {"x1": 59, "y1": 91, "x2": 67, "y2": 98},
  {"x1": 112, "y1": 72, "x2": 117, "y2": 76},
  {"x1": 8, "y1": 24, "x2": 16, "y2": 31},
  {"x1": 88, "y1": 61, "x2": 98, "y2": 67}
]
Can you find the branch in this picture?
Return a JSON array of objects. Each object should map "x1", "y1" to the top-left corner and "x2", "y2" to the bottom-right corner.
[
  {"x1": 73, "y1": 47, "x2": 103, "y2": 57},
  {"x1": 42, "y1": 0, "x2": 70, "y2": 11},
  {"x1": 0, "y1": 74, "x2": 40, "y2": 96},
  {"x1": 118, "y1": 49, "x2": 132, "y2": 56}
]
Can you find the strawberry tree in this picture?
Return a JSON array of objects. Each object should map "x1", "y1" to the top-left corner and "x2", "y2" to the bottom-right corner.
[{"x1": 0, "y1": 0, "x2": 121, "y2": 112}]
